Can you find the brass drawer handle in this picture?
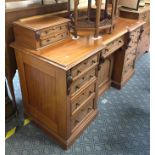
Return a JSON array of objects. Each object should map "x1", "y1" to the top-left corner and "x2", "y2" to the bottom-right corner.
[
  {"x1": 89, "y1": 75, "x2": 93, "y2": 79},
  {"x1": 77, "y1": 70, "x2": 81, "y2": 75},
  {"x1": 119, "y1": 40, "x2": 122, "y2": 44},
  {"x1": 92, "y1": 60, "x2": 96, "y2": 64},
  {"x1": 88, "y1": 107, "x2": 92, "y2": 112},
  {"x1": 82, "y1": 77, "x2": 85, "y2": 80},
  {"x1": 75, "y1": 119, "x2": 80, "y2": 124},
  {"x1": 75, "y1": 103, "x2": 80, "y2": 108},
  {"x1": 75, "y1": 85, "x2": 79, "y2": 91}
]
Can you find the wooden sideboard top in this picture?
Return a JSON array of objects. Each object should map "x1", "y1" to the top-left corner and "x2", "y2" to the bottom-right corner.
[{"x1": 11, "y1": 17, "x2": 145, "y2": 70}]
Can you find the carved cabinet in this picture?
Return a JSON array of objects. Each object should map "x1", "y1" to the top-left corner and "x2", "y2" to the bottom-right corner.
[
  {"x1": 112, "y1": 26, "x2": 144, "y2": 89},
  {"x1": 119, "y1": 4, "x2": 150, "y2": 58}
]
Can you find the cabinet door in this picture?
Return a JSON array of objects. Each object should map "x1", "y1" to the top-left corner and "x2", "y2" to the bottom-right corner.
[{"x1": 98, "y1": 55, "x2": 114, "y2": 96}]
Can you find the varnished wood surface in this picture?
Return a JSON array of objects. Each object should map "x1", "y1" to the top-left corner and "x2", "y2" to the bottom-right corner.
[
  {"x1": 11, "y1": 17, "x2": 145, "y2": 70},
  {"x1": 14, "y1": 16, "x2": 70, "y2": 30}
]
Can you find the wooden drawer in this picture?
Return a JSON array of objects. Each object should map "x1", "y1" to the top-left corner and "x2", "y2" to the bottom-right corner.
[
  {"x1": 40, "y1": 23, "x2": 68, "y2": 39},
  {"x1": 71, "y1": 54, "x2": 98, "y2": 79},
  {"x1": 13, "y1": 16, "x2": 70, "y2": 50},
  {"x1": 40, "y1": 32, "x2": 68, "y2": 47},
  {"x1": 70, "y1": 68, "x2": 96, "y2": 95},
  {"x1": 71, "y1": 97, "x2": 95, "y2": 131},
  {"x1": 71, "y1": 82, "x2": 96, "y2": 114},
  {"x1": 102, "y1": 36, "x2": 124, "y2": 58}
]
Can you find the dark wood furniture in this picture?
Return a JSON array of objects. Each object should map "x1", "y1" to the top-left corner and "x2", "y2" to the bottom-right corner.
[
  {"x1": 119, "y1": 4, "x2": 150, "y2": 58},
  {"x1": 11, "y1": 16, "x2": 145, "y2": 149}
]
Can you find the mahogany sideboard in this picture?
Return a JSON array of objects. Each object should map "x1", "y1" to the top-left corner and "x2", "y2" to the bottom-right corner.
[{"x1": 11, "y1": 17, "x2": 145, "y2": 149}]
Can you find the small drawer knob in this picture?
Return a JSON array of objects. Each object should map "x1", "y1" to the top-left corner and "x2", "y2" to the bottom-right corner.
[
  {"x1": 119, "y1": 40, "x2": 122, "y2": 43},
  {"x1": 75, "y1": 86, "x2": 79, "y2": 91},
  {"x1": 76, "y1": 103, "x2": 80, "y2": 108},
  {"x1": 88, "y1": 107, "x2": 92, "y2": 112},
  {"x1": 92, "y1": 60, "x2": 96, "y2": 64},
  {"x1": 77, "y1": 70, "x2": 81, "y2": 75},
  {"x1": 75, "y1": 119, "x2": 80, "y2": 124},
  {"x1": 82, "y1": 77, "x2": 85, "y2": 80},
  {"x1": 89, "y1": 75, "x2": 93, "y2": 79}
]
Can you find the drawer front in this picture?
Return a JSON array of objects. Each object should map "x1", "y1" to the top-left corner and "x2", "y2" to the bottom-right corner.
[
  {"x1": 71, "y1": 97, "x2": 95, "y2": 131},
  {"x1": 40, "y1": 32, "x2": 68, "y2": 47},
  {"x1": 102, "y1": 36, "x2": 124, "y2": 57},
  {"x1": 40, "y1": 23, "x2": 68, "y2": 39},
  {"x1": 70, "y1": 68, "x2": 96, "y2": 95},
  {"x1": 71, "y1": 82, "x2": 96, "y2": 113},
  {"x1": 71, "y1": 54, "x2": 98, "y2": 79}
]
